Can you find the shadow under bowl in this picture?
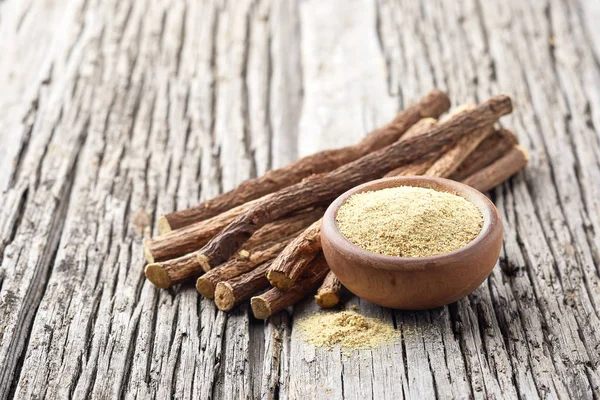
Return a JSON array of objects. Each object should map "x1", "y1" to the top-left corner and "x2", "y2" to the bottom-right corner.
[{"x1": 321, "y1": 176, "x2": 503, "y2": 310}]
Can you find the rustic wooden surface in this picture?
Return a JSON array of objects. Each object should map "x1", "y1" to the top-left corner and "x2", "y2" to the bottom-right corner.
[{"x1": 1, "y1": 0, "x2": 599, "y2": 398}]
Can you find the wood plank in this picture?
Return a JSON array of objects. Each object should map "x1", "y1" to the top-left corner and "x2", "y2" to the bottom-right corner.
[{"x1": 0, "y1": 0, "x2": 599, "y2": 398}]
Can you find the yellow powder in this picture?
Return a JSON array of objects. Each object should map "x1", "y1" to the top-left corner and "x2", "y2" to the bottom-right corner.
[
  {"x1": 297, "y1": 311, "x2": 399, "y2": 349},
  {"x1": 336, "y1": 186, "x2": 483, "y2": 257}
]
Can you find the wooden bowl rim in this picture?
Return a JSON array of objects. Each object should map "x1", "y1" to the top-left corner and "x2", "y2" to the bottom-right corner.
[{"x1": 322, "y1": 175, "x2": 502, "y2": 271}]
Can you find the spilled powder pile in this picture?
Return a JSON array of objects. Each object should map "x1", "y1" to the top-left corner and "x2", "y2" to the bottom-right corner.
[
  {"x1": 297, "y1": 311, "x2": 399, "y2": 349},
  {"x1": 336, "y1": 186, "x2": 483, "y2": 257}
]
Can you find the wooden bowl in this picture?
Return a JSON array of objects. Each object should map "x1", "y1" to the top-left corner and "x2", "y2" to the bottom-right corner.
[{"x1": 321, "y1": 176, "x2": 503, "y2": 310}]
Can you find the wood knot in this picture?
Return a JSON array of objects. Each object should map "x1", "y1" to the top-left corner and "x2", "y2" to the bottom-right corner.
[{"x1": 499, "y1": 257, "x2": 521, "y2": 277}]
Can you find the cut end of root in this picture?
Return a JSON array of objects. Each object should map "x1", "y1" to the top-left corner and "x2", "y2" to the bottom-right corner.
[
  {"x1": 195, "y1": 277, "x2": 215, "y2": 298},
  {"x1": 422, "y1": 89, "x2": 451, "y2": 117},
  {"x1": 266, "y1": 271, "x2": 292, "y2": 291},
  {"x1": 145, "y1": 263, "x2": 171, "y2": 288},
  {"x1": 214, "y1": 282, "x2": 235, "y2": 311},
  {"x1": 157, "y1": 215, "x2": 171, "y2": 235},
  {"x1": 314, "y1": 292, "x2": 340, "y2": 309},
  {"x1": 197, "y1": 254, "x2": 212, "y2": 272},
  {"x1": 251, "y1": 296, "x2": 271, "y2": 319},
  {"x1": 143, "y1": 242, "x2": 155, "y2": 264},
  {"x1": 516, "y1": 145, "x2": 530, "y2": 162}
]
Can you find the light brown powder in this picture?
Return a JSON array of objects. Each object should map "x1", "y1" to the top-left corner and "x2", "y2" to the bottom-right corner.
[
  {"x1": 297, "y1": 311, "x2": 399, "y2": 349},
  {"x1": 336, "y1": 186, "x2": 483, "y2": 257}
]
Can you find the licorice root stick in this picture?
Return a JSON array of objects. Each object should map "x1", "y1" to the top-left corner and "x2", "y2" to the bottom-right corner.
[
  {"x1": 197, "y1": 95, "x2": 512, "y2": 271},
  {"x1": 266, "y1": 220, "x2": 322, "y2": 290},
  {"x1": 314, "y1": 271, "x2": 344, "y2": 308},
  {"x1": 145, "y1": 118, "x2": 443, "y2": 263},
  {"x1": 462, "y1": 145, "x2": 529, "y2": 192},
  {"x1": 449, "y1": 128, "x2": 518, "y2": 181},
  {"x1": 214, "y1": 261, "x2": 273, "y2": 311},
  {"x1": 251, "y1": 254, "x2": 330, "y2": 319},
  {"x1": 145, "y1": 209, "x2": 322, "y2": 288},
  {"x1": 425, "y1": 124, "x2": 495, "y2": 177},
  {"x1": 195, "y1": 236, "x2": 293, "y2": 298},
  {"x1": 145, "y1": 198, "x2": 259, "y2": 263},
  {"x1": 159, "y1": 90, "x2": 451, "y2": 231}
]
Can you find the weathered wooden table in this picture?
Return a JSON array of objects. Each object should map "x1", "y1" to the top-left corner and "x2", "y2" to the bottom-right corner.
[{"x1": 1, "y1": 0, "x2": 599, "y2": 398}]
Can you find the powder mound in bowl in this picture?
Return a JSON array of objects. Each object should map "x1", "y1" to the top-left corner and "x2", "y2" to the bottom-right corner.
[
  {"x1": 297, "y1": 311, "x2": 399, "y2": 349},
  {"x1": 335, "y1": 186, "x2": 483, "y2": 258}
]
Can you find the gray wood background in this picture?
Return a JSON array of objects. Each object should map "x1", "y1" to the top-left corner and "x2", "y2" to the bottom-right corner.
[{"x1": 1, "y1": 0, "x2": 599, "y2": 398}]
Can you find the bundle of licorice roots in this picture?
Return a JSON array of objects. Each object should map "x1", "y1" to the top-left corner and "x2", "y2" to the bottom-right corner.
[{"x1": 144, "y1": 90, "x2": 528, "y2": 319}]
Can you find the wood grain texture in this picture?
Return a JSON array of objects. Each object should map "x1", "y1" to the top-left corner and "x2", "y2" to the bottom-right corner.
[{"x1": 0, "y1": 0, "x2": 599, "y2": 399}]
